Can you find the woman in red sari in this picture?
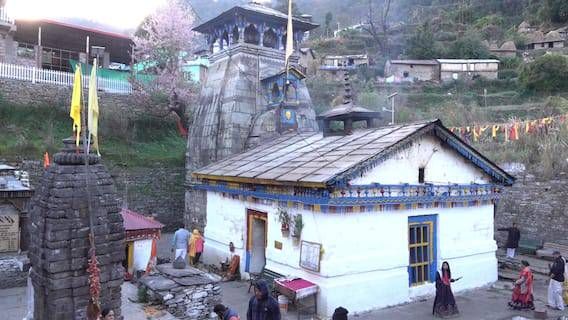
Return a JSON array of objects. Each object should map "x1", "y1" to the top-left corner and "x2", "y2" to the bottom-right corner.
[{"x1": 509, "y1": 260, "x2": 534, "y2": 310}]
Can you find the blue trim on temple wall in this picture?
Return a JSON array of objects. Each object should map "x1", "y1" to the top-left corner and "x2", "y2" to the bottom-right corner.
[{"x1": 190, "y1": 182, "x2": 501, "y2": 207}]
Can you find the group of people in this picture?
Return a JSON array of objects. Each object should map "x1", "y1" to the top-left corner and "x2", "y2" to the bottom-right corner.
[
  {"x1": 499, "y1": 223, "x2": 568, "y2": 312},
  {"x1": 171, "y1": 227, "x2": 204, "y2": 265},
  {"x1": 214, "y1": 280, "x2": 350, "y2": 320}
]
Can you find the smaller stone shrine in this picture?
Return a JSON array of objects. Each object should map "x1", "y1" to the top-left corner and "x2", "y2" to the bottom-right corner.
[
  {"x1": 0, "y1": 164, "x2": 33, "y2": 252},
  {"x1": 29, "y1": 138, "x2": 125, "y2": 319},
  {"x1": 139, "y1": 264, "x2": 221, "y2": 319}
]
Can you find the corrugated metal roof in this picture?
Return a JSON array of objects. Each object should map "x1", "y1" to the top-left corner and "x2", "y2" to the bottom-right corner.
[
  {"x1": 389, "y1": 60, "x2": 438, "y2": 65},
  {"x1": 121, "y1": 208, "x2": 164, "y2": 231},
  {"x1": 436, "y1": 59, "x2": 500, "y2": 64},
  {"x1": 194, "y1": 120, "x2": 437, "y2": 185}
]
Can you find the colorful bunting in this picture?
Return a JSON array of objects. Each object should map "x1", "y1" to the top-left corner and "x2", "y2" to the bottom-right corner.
[{"x1": 450, "y1": 113, "x2": 567, "y2": 143}]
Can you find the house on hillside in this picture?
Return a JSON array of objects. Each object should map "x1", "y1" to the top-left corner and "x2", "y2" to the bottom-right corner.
[
  {"x1": 436, "y1": 59, "x2": 500, "y2": 82},
  {"x1": 11, "y1": 19, "x2": 132, "y2": 72},
  {"x1": 517, "y1": 21, "x2": 536, "y2": 34},
  {"x1": 321, "y1": 54, "x2": 369, "y2": 70},
  {"x1": 384, "y1": 60, "x2": 439, "y2": 82},
  {"x1": 489, "y1": 41, "x2": 517, "y2": 58},
  {"x1": 555, "y1": 26, "x2": 568, "y2": 40},
  {"x1": 524, "y1": 30, "x2": 565, "y2": 50},
  {"x1": 190, "y1": 112, "x2": 514, "y2": 316}
]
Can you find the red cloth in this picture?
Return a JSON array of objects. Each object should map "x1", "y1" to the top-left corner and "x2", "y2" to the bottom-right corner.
[
  {"x1": 512, "y1": 266, "x2": 533, "y2": 304},
  {"x1": 277, "y1": 278, "x2": 316, "y2": 291},
  {"x1": 442, "y1": 271, "x2": 451, "y2": 286},
  {"x1": 195, "y1": 237, "x2": 204, "y2": 253}
]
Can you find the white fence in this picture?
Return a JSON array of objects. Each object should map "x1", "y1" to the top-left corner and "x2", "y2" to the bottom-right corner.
[
  {"x1": 0, "y1": 7, "x2": 14, "y2": 24},
  {"x1": 0, "y1": 62, "x2": 132, "y2": 94}
]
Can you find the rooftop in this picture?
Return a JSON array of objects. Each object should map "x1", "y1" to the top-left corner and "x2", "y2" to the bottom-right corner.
[
  {"x1": 121, "y1": 208, "x2": 164, "y2": 231},
  {"x1": 193, "y1": 3, "x2": 318, "y2": 34},
  {"x1": 193, "y1": 119, "x2": 514, "y2": 187},
  {"x1": 389, "y1": 59, "x2": 438, "y2": 65},
  {"x1": 436, "y1": 59, "x2": 500, "y2": 64}
]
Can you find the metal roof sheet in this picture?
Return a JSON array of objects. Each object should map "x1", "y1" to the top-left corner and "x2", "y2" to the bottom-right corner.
[
  {"x1": 194, "y1": 121, "x2": 437, "y2": 185},
  {"x1": 121, "y1": 208, "x2": 164, "y2": 231}
]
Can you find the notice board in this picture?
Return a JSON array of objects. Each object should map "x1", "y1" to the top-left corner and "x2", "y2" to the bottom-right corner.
[
  {"x1": 0, "y1": 208, "x2": 19, "y2": 253},
  {"x1": 299, "y1": 240, "x2": 321, "y2": 272}
]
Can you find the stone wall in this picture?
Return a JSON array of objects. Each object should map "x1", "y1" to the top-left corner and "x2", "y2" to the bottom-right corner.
[
  {"x1": 0, "y1": 258, "x2": 27, "y2": 289},
  {"x1": 15, "y1": 160, "x2": 185, "y2": 231},
  {"x1": 495, "y1": 171, "x2": 568, "y2": 245},
  {"x1": 0, "y1": 78, "x2": 132, "y2": 114},
  {"x1": 140, "y1": 264, "x2": 221, "y2": 320}
]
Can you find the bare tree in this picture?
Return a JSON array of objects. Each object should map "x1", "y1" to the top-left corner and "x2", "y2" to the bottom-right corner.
[
  {"x1": 131, "y1": 0, "x2": 199, "y2": 136},
  {"x1": 362, "y1": 0, "x2": 392, "y2": 56}
]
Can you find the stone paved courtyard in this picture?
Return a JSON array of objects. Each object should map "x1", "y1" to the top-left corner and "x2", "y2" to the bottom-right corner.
[{"x1": 2, "y1": 277, "x2": 566, "y2": 319}]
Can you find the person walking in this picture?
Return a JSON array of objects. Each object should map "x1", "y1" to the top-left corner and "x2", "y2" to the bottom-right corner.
[
  {"x1": 332, "y1": 307, "x2": 349, "y2": 320},
  {"x1": 433, "y1": 261, "x2": 461, "y2": 318},
  {"x1": 498, "y1": 223, "x2": 521, "y2": 259},
  {"x1": 548, "y1": 251, "x2": 565, "y2": 310},
  {"x1": 508, "y1": 260, "x2": 534, "y2": 310},
  {"x1": 189, "y1": 229, "x2": 205, "y2": 265},
  {"x1": 214, "y1": 304, "x2": 240, "y2": 320},
  {"x1": 247, "y1": 280, "x2": 281, "y2": 320},
  {"x1": 171, "y1": 227, "x2": 190, "y2": 262}
]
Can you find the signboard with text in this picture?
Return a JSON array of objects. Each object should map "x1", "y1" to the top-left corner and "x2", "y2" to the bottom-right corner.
[{"x1": 0, "y1": 212, "x2": 19, "y2": 252}]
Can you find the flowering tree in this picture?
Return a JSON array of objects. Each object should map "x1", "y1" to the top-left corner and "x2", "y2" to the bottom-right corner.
[{"x1": 131, "y1": 0, "x2": 199, "y2": 135}]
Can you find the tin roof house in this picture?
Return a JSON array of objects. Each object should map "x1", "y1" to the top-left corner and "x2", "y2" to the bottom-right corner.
[{"x1": 190, "y1": 114, "x2": 514, "y2": 316}]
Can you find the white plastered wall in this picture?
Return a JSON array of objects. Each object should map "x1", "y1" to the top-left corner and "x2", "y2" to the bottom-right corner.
[
  {"x1": 201, "y1": 134, "x2": 499, "y2": 317},
  {"x1": 349, "y1": 134, "x2": 489, "y2": 185}
]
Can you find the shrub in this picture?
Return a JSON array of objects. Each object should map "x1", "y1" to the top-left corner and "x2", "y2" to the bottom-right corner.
[{"x1": 520, "y1": 54, "x2": 568, "y2": 94}]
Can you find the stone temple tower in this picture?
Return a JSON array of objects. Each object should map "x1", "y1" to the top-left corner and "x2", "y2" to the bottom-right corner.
[{"x1": 185, "y1": 2, "x2": 319, "y2": 229}]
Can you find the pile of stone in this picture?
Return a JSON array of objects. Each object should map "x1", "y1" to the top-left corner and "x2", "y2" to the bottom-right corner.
[
  {"x1": 28, "y1": 138, "x2": 125, "y2": 319},
  {"x1": 0, "y1": 256, "x2": 29, "y2": 289},
  {"x1": 139, "y1": 264, "x2": 221, "y2": 319}
]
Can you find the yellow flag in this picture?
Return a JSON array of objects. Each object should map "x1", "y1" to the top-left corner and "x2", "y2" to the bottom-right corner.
[
  {"x1": 88, "y1": 59, "x2": 100, "y2": 156},
  {"x1": 285, "y1": 0, "x2": 294, "y2": 68},
  {"x1": 70, "y1": 65, "x2": 82, "y2": 146}
]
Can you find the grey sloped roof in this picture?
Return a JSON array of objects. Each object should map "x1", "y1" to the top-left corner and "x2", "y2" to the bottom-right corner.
[
  {"x1": 193, "y1": 3, "x2": 318, "y2": 33},
  {"x1": 193, "y1": 119, "x2": 515, "y2": 187}
]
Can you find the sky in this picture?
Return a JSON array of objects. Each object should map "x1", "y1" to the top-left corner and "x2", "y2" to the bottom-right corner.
[{"x1": 5, "y1": 0, "x2": 167, "y2": 30}]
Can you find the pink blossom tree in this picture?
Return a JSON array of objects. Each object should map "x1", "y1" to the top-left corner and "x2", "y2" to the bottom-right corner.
[{"x1": 131, "y1": 0, "x2": 199, "y2": 135}]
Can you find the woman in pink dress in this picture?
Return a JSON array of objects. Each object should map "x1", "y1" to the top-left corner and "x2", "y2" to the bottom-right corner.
[
  {"x1": 509, "y1": 260, "x2": 534, "y2": 310},
  {"x1": 189, "y1": 229, "x2": 205, "y2": 265}
]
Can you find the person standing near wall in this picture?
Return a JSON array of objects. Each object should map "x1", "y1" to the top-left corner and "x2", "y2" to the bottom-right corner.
[
  {"x1": 247, "y1": 280, "x2": 281, "y2": 320},
  {"x1": 498, "y1": 222, "x2": 521, "y2": 259},
  {"x1": 171, "y1": 227, "x2": 190, "y2": 262},
  {"x1": 548, "y1": 251, "x2": 565, "y2": 311},
  {"x1": 189, "y1": 229, "x2": 204, "y2": 265}
]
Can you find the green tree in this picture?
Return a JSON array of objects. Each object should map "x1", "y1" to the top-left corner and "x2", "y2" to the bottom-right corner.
[
  {"x1": 325, "y1": 12, "x2": 333, "y2": 37},
  {"x1": 545, "y1": 0, "x2": 568, "y2": 23},
  {"x1": 271, "y1": 0, "x2": 300, "y2": 15},
  {"x1": 520, "y1": 54, "x2": 568, "y2": 94},
  {"x1": 405, "y1": 23, "x2": 442, "y2": 59},
  {"x1": 445, "y1": 33, "x2": 491, "y2": 59}
]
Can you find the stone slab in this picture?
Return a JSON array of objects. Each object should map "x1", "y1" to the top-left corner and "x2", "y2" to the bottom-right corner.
[
  {"x1": 170, "y1": 275, "x2": 213, "y2": 287},
  {"x1": 139, "y1": 275, "x2": 178, "y2": 291},
  {"x1": 156, "y1": 264, "x2": 203, "y2": 278}
]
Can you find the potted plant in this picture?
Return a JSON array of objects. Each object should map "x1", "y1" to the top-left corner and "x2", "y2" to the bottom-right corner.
[
  {"x1": 292, "y1": 214, "x2": 304, "y2": 242},
  {"x1": 278, "y1": 208, "x2": 291, "y2": 237}
]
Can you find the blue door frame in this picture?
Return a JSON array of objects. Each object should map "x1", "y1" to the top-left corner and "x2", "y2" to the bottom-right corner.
[{"x1": 408, "y1": 215, "x2": 438, "y2": 286}]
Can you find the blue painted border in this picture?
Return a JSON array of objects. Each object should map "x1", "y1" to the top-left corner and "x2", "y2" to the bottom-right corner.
[{"x1": 408, "y1": 214, "x2": 438, "y2": 285}]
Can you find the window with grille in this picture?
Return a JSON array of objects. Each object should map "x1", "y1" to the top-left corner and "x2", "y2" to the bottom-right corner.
[{"x1": 408, "y1": 216, "x2": 436, "y2": 286}]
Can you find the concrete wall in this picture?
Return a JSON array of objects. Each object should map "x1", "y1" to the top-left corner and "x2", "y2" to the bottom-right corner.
[
  {"x1": 439, "y1": 62, "x2": 499, "y2": 81},
  {"x1": 387, "y1": 64, "x2": 439, "y2": 82},
  {"x1": 349, "y1": 135, "x2": 490, "y2": 185},
  {"x1": 202, "y1": 193, "x2": 497, "y2": 317}
]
